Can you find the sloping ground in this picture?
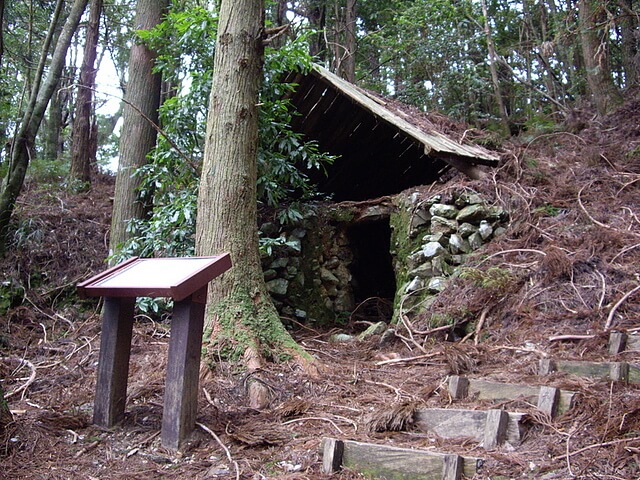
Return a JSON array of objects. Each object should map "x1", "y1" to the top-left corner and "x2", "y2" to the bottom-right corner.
[{"x1": 0, "y1": 97, "x2": 639, "y2": 478}]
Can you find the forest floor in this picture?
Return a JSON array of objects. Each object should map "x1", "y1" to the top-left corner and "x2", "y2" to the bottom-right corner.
[{"x1": 1, "y1": 94, "x2": 640, "y2": 479}]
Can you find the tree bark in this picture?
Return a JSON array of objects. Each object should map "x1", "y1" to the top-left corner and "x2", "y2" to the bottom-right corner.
[
  {"x1": 619, "y1": 0, "x2": 639, "y2": 86},
  {"x1": 337, "y1": 0, "x2": 357, "y2": 82},
  {"x1": 109, "y1": 0, "x2": 167, "y2": 257},
  {"x1": 481, "y1": 0, "x2": 510, "y2": 134},
  {"x1": 578, "y1": 0, "x2": 623, "y2": 114},
  {"x1": 0, "y1": 0, "x2": 88, "y2": 254},
  {"x1": 196, "y1": 0, "x2": 314, "y2": 408},
  {"x1": 70, "y1": 0, "x2": 103, "y2": 187}
]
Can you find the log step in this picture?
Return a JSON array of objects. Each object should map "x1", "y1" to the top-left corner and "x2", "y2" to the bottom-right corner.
[
  {"x1": 413, "y1": 408, "x2": 527, "y2": 448},
  {"x1": 539, "y1": 359, "x2": 640, "y2": 383},
  {"x1": 448, "y1": 376, "x2": 576, "y2": 417},
  {"x1": 609, "y1": 331, "x2": 640, "y2": 354},
  {"x1": 321, "y1": 437, "x2": 483, "y2": 479}
]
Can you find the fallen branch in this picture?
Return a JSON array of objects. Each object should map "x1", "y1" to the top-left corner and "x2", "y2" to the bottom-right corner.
[
  {"x1": 605, "y1": 284, "x2": 640, "y2": 330},
  {"x1": 374, "y1": 352, "x2": 442, "y2": 366},
  {"x1": 197, "y1": 422, "x2": 240, "y2": 480},
  {"x1": 549, "y1": 334, "x2": 596, "y2": 342},
  {"x1": 578, "y1": 183, "x2": 640, "y2": 238},
  {"x1": 1, "y1": 357, "x2": 37, "y2": 398},
  {"x1": 552, "y1": 435, "x2": 640, "y2": 461},
  {"x1": 281, "y1": 416, "x2": 345, "y2": 435}
]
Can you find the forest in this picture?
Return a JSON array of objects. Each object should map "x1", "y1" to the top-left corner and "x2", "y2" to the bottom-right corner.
[{"x1": 1, "y1": 0, "x2": 639, "y2": 478}]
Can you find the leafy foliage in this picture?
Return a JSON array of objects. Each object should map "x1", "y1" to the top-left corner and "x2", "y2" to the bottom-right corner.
[{"x1": 112, "y1": 3, "x2": 334, "y2": 263}]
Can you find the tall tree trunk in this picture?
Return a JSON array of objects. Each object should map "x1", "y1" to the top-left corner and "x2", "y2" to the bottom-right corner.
[
  {"x1": 481, "y1": 0, "x2": 510, "y2": 134},
  {"x1": 578, "y1": 0, "x2": 623, "y2": 114},
  {"x1": 0, "y1": 0, "x2": 88, "y2": 254},
  {"x1": 109, "y1": 0, "x2": 167, "y2": 257},
  {"x1": 0, "y1": 0, "x2": 5, "y2": 68},
  {"x1": 196, "y1": 0, "x2": 313, "y2": 409},
  {"x1": 337, "y1": 0, "x2": 357, "y2": 82},
  {"x1": 70, "y1": 0, "x2": 103, "y2": 187},
  {"x1": 619, "y1": 0, "x2": 639, "y2": 86}
]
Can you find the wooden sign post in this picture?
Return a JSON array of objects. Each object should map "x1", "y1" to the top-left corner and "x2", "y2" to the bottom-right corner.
[{"x1": 77, "y1": 254, "x2": 232, "y2": 449}]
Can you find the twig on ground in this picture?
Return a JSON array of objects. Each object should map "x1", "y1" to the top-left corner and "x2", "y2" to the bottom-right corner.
[
  {"x1": 74, "y1": 440, "x2": 100, "y2": 458},
  {"x1": 374, "y1": 352, "x2": 442, "y2": 366},
  {"x1": 610, "y1": 242, "x2": 640, "y2": 263},
  {"x1": 549, "y1": 335, "x2": 596, "y2": 342},
  {"x1": 552, "y1": 436, "x2": 640, "y2": 461},
  {"x1": 489, "y1": 345, "x2": 548, "y2": 357},
  {"x1": 460, "y1": 307, "x2": 488, "y2": 345},
  {"x1": 595, "y1": 269, "x2": 607, "y2": 309},
  {"x1": 578, "y1": 183, "x2": 640, "y2": 238},
  {"x1": 605, "y1": 284, "x2": 640, "y2": 330},
  {"x1": 476, "y1": 248, "x2": 546, "y2": 267},
  {"x1": 281, "y1": 416, "x2": 345, "y2": 435},
  {"x1": 197, "y1": 422, "x2": 240, "y2": 480},
  {"x1": 2, "y1": 357, "x2": 37, "y2": 398}
]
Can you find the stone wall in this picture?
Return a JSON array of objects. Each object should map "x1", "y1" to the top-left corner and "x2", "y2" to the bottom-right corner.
[
  {"x1": 259, "y1": 189, "x2": 508, "y2": 326},
  {"x1": 390, "y1": 189, "x2": 508, "y2": 321}
]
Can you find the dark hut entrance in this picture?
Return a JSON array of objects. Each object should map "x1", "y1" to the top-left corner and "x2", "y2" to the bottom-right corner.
[{"x1": 346, "y1": 218, "x2": 395, "y2": 322}]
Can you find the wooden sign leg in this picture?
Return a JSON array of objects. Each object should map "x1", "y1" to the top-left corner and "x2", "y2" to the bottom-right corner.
[
  {"x1": 93, "y1": 297, "x2": 135, "y2": 427},
  {"x1": 162, "y1": 287, "x2": 207, "y2": 449}
]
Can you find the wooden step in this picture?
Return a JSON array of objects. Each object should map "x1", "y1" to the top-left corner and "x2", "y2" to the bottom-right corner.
[
  {"x1": 413, "y1": 408, "x2": 527, "y2": 448},
  {"x1": 539, "y1": 359, "x2": 640, "y2": 383},
  {"x1": 609, "y1": 331, "x2": 640, "y2": 354},
  {"x1": 448, "y1": 376, "x2": 576, "y2": 417},
  {"x1": 321, "y1": 437, "x2": 483, "y2": 479}
]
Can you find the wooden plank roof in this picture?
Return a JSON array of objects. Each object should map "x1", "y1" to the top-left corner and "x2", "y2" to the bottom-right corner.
[{"x1": 285, "y1": 65, "x2": 500, "y2": 201}]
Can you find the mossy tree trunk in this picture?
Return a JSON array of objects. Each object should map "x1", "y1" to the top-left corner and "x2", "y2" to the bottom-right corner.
[{"x1": 195, "y1": 0, "x2": 313, "y2": 408}]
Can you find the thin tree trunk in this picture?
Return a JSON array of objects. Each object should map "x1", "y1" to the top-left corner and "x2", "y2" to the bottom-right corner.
[
  {"x1": 196, "y1": 0, "x2": 314, "y2": 408},
  {"x1": 0, "y1": 0, "x2": 88, "y2": 254},
  {"x1": 619, "y1": 0, "x2": 639, "y2": 86},
  {"x1": 481, "y1": 0, "x2": 510, "y2": 134},
  {"x1": 70, "y1": 0, "x2": 103, "y2": 187},
  {"x1": 0, "y1": 0, "x2": 5, "y2": 68},
  {"x1": 339, "y1": 0, "x2": 357, "y2": 82},
  {"x1": 109, "y1": 0, "x2": 167, "y2": 257},
  {"x1": 578, "y1": 0, "x2": 623, "y2": 114}
]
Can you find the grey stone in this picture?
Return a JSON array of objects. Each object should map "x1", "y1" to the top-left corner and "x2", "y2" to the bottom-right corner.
[
  {"x1": 320, "y1": 267, "x2": 339, "y2": 284},
  {"x1": 284, "y1": 266, "x2": 298, "y2": 279},
  {"x1": 334, "y1": 290, "x2": 354, "y2": 312},
  {"x1": 407, "y1": 250, "x2": 426, "y2": 270},
  {"x1": 455, "y1": 191, "x2": 483, "y2": 207},
  {"x1": 410, "y1": 192, "x2": 420, "y2": 205},
  {"x1": 422, "y1": 232, "x2": 445, "y2": 245},
  {"x1": 430, "y1": 216, "x2": 458, "y2": 235},
  {"x1": 487, "y1": 206, "x2": 508, "y2": 221},
  {"x1": 259, "y1": 222, "x2": 279, "y2": 237},
  {"x1": 458, "y1": 222, "x2": 478, "y2": 238},
  {"x1": 449, "y1": 233, "x2": 472, "y2": 254},
  {"x1": 291, "y1": 228, "x2": 307, "y2": 238},
  {"x1": 263, "y1": 269, "x2": 278, "y2": 281},
  {"x1": 428, "y1": 276, "x2": 447, "y2": 292},
  {"x1": 450, "y1": 254, "x2": 468, "y2": 265},
  {"x1": 324, "y1": 256, "x2": 340, "y2": 269},
  {"x1": 330, "y1": 333, "x2": 354, "y2": 343},
  {"x1": 295, "y1": 272, "x2": 305, "y2": 287},
  {"x1": 423, "y1": 241, "x2": 445, "y2": 259},
  {"x1": 266, "y1": 278, "x2": 289, "y2": 296},
  {"x1": 269, "y1": 257, "x2": 289, "y2": 269},
  {"x1": 408, "y1": 263, "x2": 434, "y2": 279},
  {"x1": 429, "y1": 203, "x2": 459, "y2": 219},
  {"x1": 405, "y1": 276, "x2": 424, "y2": 293},
  {"x1": 432, "y1": 256, "x2": 452, "y2": 276},
  {"x1": 478, "y1": 220, "x2": 493, "y2": 240},
  {"x1": 468, "y1": 232, "x2": 484, "y2": 250},
  {"x1": 456, "y1": 204, "x2": 488, "y2": 223},
  {"x1": 295, "y1": 309, "x2": 307, "y2": 319},
  {"x1": 494, "y1": 226, "x2": 507, "y2": 237},
  {"x1": 358, "y1": 321, "x2": 387, "y2": 341}
]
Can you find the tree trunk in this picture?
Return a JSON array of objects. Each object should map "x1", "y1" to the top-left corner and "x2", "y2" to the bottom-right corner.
[
  {"x1": 0, "y1": 0, "x2": 88, "y2": 254},
  {"x1": 481, "y1": 0, "x2": 510, "y2": 134},
  {"x1": 578, "y1": 0, "x2": 623, "y2": 114},
  {"x1": 337, "y1": 0, "x2": 357, "y2": 82},
  {"x1": 0, "y1": 0, "x2": 5, "y2": 68},
  {"x1": 196, "y1": 0, "x2": 314, "y2": 409},
  {"x1": 70, "y1": 0, "x2": 103, "y2": 187},
  {"x1": 109, "y1": 0, "x2": 167, "y2": 257},
  {"x1": 619, "y1": 0, "x2": 639, "y2": 86}
]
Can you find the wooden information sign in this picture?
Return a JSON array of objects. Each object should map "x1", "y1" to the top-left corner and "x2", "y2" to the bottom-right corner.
[{"x1": 77, "y1": 254, "x2": 232, "y2": 449}]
